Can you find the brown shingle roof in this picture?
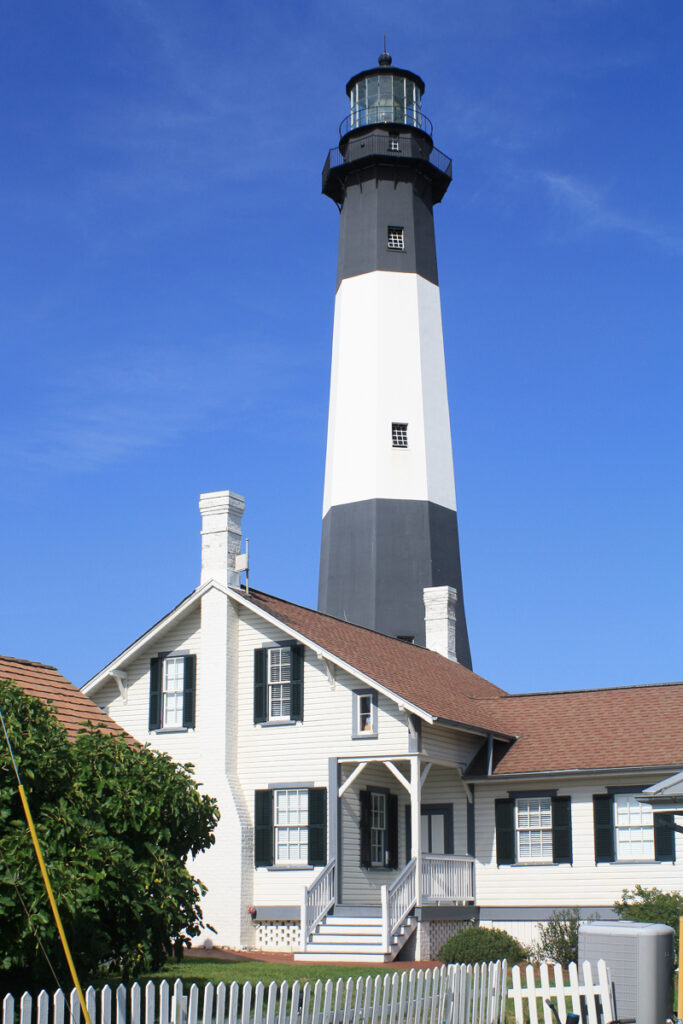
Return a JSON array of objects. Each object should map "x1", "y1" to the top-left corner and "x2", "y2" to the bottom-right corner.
[
  {"x1": 0, "y1": 655, "x2": 128, "y2": 741},
  {"x1": 239, "y1": 589, "x2": 511, "y2": 736},
  {"x1": 470, "y1": 683, "x2": 683, "y2": 775}
]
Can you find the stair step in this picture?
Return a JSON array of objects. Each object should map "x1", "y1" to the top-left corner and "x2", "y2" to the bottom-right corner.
[
  {"x1": 309, "y1": 935, "x2": 385, "y2": 948},
  {"x1": 324, "y1": 917, "x2": 383, "y2": 927},
  {"x1": 294, "y1": 950, "x2": 394, "y2": 963},
  {"x1": 317, "y1": 924, "x2": 383, "y2": 935}
]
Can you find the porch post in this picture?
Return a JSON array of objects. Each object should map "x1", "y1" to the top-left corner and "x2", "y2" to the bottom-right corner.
[
  {"x1": 410, "y1": 755, "x2": 422, "y2": 905},
  {"x1": 328, "y1": 757, "x2": 339, "y2": 903}
]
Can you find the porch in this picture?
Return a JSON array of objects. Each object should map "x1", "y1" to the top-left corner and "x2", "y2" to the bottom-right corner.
[{"x1": 296, "y1": 754, "x2": 475, "y2": 961}]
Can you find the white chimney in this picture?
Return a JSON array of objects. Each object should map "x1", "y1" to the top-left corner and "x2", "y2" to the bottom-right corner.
[
  {"x1": 424, "y1": 586, "x2": 460, "y2": 662},
  {"x1": 198, "y1": 490, "x2": 245, "y2": 588}
]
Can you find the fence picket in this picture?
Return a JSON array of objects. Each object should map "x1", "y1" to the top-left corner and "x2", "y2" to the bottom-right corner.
[
  {"x1": 53, "y1": 990, "x2": 65, "y2": 1024},
  {"x1": 19, "y1": 993, "x2": 31, "y2": 1024},
  {"x1": 551, "y1": 964, "x2": 566, "y2": 1022},
  {"x1": 538, "y1": 963, "x2": 552, "y2": 1024},
  {"x1": 566, "y1": 962, "x2": 581, "y2": 1016},
  {"x1": 240, "y1": 982, "x2": 252, "y2": 1024},
  {"x1": 330, "y1": 979, "x2": 343, "y2": 1024},
  {"x1": 70, "y1": 988, "x2": 81, "y2": 1024},
  {"x1": 596, "y1": 960, "x2": 615, "y2": 1022},
  {"x1": 143, "y1": 982, "x2": 154, "y2": 1024},
  {"x1": 253, "y1": 982, "x2": 265, "y2": 1024},
  {"x1": 36, "y1": 991, "x2": 49, "y2": 1024},
  {"x1": 171, "y1": 980, "x2": 184, "y2": 1024},
  {"x1": 2, "y1": 994, "x2": 13, "y2": 1024},
  {"x1": 526, "y1": 965, "x2": 540, "y2": 1024},
  {"x1": 159, "y1": 982, "x2": 170, "y2": 1024},
  {"x1": 221, "y1": 981, "x2": 233, "y2": 1024},
  {"x1": 117, "y1": 983, "x2": 128, "y2": 1024},
  {"x1": 264, "y1": 980, "x2": 277, "y2": 1024},
  {"x1": 581, "y1": 962, "x2": 598, "y2": 1024},
  {"x1": 187, "y1": 984, "x2": 199, "y2": 1024},
  {"x1": 130, "y1": 983, "x2": 140, "y2": 1024},
  {"x1": 300, "y1": 982, "x2": 312, "y2": 1024},
  {"x1": 201, "y1": 984, "x2": 214, "y2": 1024}
]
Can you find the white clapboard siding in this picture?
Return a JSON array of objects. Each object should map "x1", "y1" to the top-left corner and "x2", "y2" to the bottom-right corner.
[
  {"x1": 508, "y1": 959, "x2": 615, "y2": 1024},
  {"x1": 1, "y1": 963, "x2": 510, "y2": 1024}
]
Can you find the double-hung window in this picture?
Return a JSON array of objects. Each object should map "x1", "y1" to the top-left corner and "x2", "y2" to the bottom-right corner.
[
  {"x1": 149, "y1": 653, "x2": 196, "y2": 730},
  {"x1": 495, "y1": 793, "x2": 572, "y2": 865},
  {"x1": 353, "y1": 690, "x2": 377, "y2": 737},
  {"x1": 254, "y1": 787, "x2": 327, "y2": 868},
  {"x1": 268, "y1": 646, "x2": 291, "y2": 720},
  {"x1": 370, "y1": 792, "x2": 387, "y2": 866},
  {"x1": 515, "y1": 796, "x2": 553, "y2": 862},
  {"x1": 593, "y1": 791, "x2": 674, "y2": 863},
  {"x1": 254, "y1": 644, "x2": 304, "y2": 724}
]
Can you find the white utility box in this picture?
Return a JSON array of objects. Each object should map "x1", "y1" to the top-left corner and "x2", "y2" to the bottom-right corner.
[{"x1": 578, "y1": 920, "x2": 674, "y2": 1024}]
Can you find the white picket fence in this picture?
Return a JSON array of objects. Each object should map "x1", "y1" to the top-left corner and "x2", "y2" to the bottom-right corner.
[
  {"x1": 509, "y1": 960, "x2": 615, "y2": 1024},
  {"x1": 2, "y1": 965, "x2": 507, "y2": 1024},
  {"x1": 1, "y1": 959, "x2": 616, "y2": 1024}
]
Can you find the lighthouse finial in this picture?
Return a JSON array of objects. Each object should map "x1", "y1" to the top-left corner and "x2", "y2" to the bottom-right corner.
[{"x1": 378, "y1": 37, "x2": 392, "y2": 66}]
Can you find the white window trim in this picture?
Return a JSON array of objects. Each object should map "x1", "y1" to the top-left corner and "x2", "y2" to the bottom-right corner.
[
  {"x1": 352, "y1": 689, "x2": 378, "y2": 739},
  {"x1": 267, "y1": 646, "x2": 292, "y2": 722},
  {"x1": 613, "y1": 793, "x2": 655, "y2": 862},
  {"x1": 515, "y1": 796, "x2": 553, "y2": 863},
  {"x1": 273, "y1": 787, "x2": 309, "y2": 866},
  {"x1": 161, "y1": 655, "x2": 185, "y2": 729}
]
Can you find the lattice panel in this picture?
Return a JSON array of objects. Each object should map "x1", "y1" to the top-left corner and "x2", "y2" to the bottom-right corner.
[{"x1": 255, "y1": 920, "x2": 301, "y2": 951}]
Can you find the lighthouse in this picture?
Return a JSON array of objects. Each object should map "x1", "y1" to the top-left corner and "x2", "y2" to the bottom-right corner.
[{"x1": 318, "y1": 51, "x2": 472, "y2": 667}]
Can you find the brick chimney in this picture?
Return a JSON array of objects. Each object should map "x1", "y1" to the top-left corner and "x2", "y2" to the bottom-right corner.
[
  {"x1": 198, "y1": 490, "x2": 245, "y2": 588},
  {"x1": 423, "y1": 586, "x2": 461, "y2": 662}
]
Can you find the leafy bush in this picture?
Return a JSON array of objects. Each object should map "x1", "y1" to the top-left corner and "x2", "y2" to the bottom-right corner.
[
  {"x1": 614, "y1": 884, "x2": 683, "y2": 959},
  {"x1": 0, "y1": 679, "x2": 219, "y2": 988},
  {"x1": 438, "y1": 925, "x2": 528, "y2": 965},
  {"x1": 533, "y1": 907, "x2": 588, "y2": 967}
]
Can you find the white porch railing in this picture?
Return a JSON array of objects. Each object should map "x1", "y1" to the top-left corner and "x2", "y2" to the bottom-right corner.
[
  {"x1": 421, "y1": 854, "x2": 475, "y2": 903},
  {"x1": 381, "y1": 857, "x2": 417, "y2": 948},
  {"x1": 300, "y1": 859, "x2": 336, "y2": 949}
]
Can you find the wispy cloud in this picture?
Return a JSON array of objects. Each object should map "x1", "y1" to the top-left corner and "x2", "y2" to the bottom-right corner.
[{"x1": 539, "y1": 172, "x2": 683, "y2": 253}]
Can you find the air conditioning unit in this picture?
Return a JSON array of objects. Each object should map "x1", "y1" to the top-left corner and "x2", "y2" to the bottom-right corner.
[{"x1": 578, "y1": 920, "x2": 674, "y2": 1024}]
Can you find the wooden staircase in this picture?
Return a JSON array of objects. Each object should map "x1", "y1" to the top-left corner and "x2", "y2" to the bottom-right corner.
[{"x1": 294, "y1": 906, "x2": 417, "y2": 963}]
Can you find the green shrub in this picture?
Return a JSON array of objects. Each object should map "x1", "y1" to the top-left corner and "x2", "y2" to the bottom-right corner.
[
  {"x1": 438, "y1": 925, "x2": 528, "y2": 965},
  {"x1": 614, "y1": 885, "x2": 683, "y2": 959},
  {"x1": 533, "y1": 907, "x2": 589, "y2": 968}
]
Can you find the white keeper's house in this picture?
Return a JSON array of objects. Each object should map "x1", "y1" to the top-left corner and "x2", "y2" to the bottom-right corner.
[
  {"x1": 85, "y1": 53, "x2": 681, "y2": 962},
  {"x1": 83, "y1": 488, "x2": 683, "y2": 962}
]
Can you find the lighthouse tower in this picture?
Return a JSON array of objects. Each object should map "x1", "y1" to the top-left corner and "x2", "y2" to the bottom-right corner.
[{"x1": 318, "y1": 52, "x2": 472, "y2": 667}]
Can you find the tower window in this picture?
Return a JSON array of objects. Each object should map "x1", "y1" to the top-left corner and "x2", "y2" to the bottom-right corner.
[
  {"x1": 392, "y1": 423, "x2": 408, "y2": 448},
  {"x1": 389, "y1": 136, "x2": 400, "y2": 152},
  {"x1": 387, "y1": 227, "x2": 404, "y2": 250}
]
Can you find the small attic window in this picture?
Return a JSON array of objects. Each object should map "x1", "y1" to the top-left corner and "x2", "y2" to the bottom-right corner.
[
  {"x1": 392, "y1": 423, "x2": 408, "y2": 448},
  {"x1": 387, "y1": 226, "x2": 404, "y2": 250}
]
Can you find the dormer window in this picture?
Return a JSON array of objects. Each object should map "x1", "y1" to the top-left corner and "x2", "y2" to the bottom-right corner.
[{"x1": 392, "y1": 422, "x2": 408, "y2": 448}]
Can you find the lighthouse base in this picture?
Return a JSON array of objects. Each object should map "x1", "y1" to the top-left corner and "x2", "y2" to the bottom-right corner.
[{"x1": 318, "y1": 497, "x2": 471, "y2": 666}]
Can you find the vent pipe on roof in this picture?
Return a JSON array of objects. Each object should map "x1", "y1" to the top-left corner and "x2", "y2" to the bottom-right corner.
[
  {"x1": 199, "y1": 490, "x2": 245, "y2": 588},
  {"x1": 423, "y1": 585, "x2": 461, "y2": 663}
]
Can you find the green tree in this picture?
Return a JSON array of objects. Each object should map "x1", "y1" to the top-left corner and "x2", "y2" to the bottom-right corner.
[
  {"x1": 0, "y1": 679, "x2": 219, "y2": 989},
  {"x1": 614, "y1": 884, "x2": 683, "y2": 960}
]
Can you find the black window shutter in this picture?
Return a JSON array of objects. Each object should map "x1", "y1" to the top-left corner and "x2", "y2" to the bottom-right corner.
[
  {"x1": 654, "y1": 812, "x2": 675, "y2": 862},
  {"x1": 149, "y1": 657, "x2": 162, "y2": 731},
  {"x1": 386, "y1": 793, "x2": 399, "y2": 869},
  {"x1": 495, "y1": 798, "x2": 515, "y2": 865},
  {"x1": 308, "y1": 788, "x2": 327, "y2": 866},
  {"x1": 290, "y1": 644, "x2": 304, "y2": 722},
  {"x1": 444, "y1": 805, "x2": 455, "y2": 855},
  {"x1": 182, "y1": 655, "x2": 196, "y2": 728},
  {"x1": 552, "y1": 796, "x2": 573, "y2": 864},
  {"x1": 254, "y1": 789, "x2": 274, "y2": 867},
  {"x1": 254, "y1": 648, "x2": 267, "y2": 724},
  {"x1": 360, "y1": 790, "x2": 371, "y2": 868},
  {"x1": 593, "y1": 794, "x2": 615, "y2": 863},
  {"x1": 405, "y1": 806, "x2": 411, "y2": 861}
]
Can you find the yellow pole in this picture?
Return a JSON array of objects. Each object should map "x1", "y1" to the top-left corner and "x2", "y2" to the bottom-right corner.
[
  {"x1": 678, "y1": 915, "x2": 683, "y2": 1021},
  {"x1": 17, "y1": 784, "x2": 92, "y2": 1024}
]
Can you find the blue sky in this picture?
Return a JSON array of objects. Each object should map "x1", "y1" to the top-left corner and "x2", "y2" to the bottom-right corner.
[{"x1": 1, "y1": 0, "x2": 681, "y2": 694}]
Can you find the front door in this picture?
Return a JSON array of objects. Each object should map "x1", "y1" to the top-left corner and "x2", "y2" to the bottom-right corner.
[{"x1": 421, "y1": 810, "x2": 446, "y2": 854}]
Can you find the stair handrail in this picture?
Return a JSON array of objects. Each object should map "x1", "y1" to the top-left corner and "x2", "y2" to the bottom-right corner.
[
  {"x1": 300, "y1": 858, "x2": 336, "y2": 950},
  {"x1": 381, "y1": 857, "x2": 417, "y2": 949}
]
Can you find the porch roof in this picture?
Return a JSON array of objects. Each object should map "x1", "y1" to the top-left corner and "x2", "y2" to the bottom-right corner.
[
  {"x1": 468, "y1": 681, "x2": 683, "y2": 775},
  {"x1": 240, "y1": 589, "x2": 511, "y2": 736}
]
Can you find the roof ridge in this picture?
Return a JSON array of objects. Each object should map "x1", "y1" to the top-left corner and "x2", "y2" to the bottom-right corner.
[
  {"x1": 0, "y1": 655, "x2": 59, "y2": 672},
  {"x1": 474, "y1": 679, "x2": 683, "y2": 700}
]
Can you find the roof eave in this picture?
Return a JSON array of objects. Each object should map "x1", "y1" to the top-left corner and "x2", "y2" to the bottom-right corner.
[{"x1": 466, "y1": 763, "x2": 683, "y2": 783}]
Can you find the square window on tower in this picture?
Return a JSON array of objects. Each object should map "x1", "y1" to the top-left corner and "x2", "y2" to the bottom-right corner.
[
  {"x1": 389, "y1": 136, "x2": 400, "y2": 152},
  {"x1": 392, "y1": 422, "x2": 408, "y2": 448},
  {"x1": 387, "y1": 226, "x2": 405, "y2": 250}
]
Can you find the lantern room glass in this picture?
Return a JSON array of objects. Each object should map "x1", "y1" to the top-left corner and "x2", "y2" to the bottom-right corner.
[{"x1": 349, "y1": 74, "x2": 422, "y2": 129}]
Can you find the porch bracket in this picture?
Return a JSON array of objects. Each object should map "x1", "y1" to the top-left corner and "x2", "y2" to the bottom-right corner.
[
  {"x1": 420, "y1": 762, "x2": 432, "y2": 788},
  {"x1": 338, "y1": 761, "x2": 368, "y2": 797},
  {"x1": 110, "y1": 670, "x2": 128, "y2": 704},
  {"x1": 461, "y1": 777, "x2": 473, "y2": 804},
  {"x1": 383, "y1": 760, "x2": 411, "y2": 793}
]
